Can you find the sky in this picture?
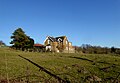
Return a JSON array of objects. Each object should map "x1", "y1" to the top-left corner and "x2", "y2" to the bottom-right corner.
[{"x1": 0, "y1": 0, "x2": 120, "y2": 48}]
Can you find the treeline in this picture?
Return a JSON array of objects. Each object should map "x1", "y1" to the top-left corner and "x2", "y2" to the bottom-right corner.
[{"x1": 75, "y1": 44, "x2": 120, "y2": 54}]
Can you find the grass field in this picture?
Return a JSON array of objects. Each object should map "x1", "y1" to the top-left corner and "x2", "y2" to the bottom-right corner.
[{"x1": 0, "y1": 47, "x2": 120, "y2": 83}]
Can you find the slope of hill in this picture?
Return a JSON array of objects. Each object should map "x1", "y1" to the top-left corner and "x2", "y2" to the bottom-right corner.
[{"x1": 0, "y1": 47, "x2": 120, "y2": 82}]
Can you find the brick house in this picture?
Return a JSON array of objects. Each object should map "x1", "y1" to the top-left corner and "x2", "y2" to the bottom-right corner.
[{"x1": 44, "y1": 36, "x2": 74, "y2": 53}]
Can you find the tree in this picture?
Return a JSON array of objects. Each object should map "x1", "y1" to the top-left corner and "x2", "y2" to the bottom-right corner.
[
  {"x1": 0, "y1": 40, "x2": 6, "y2": 47},
  {"x1": 111, "y1": 47, "x2": 116, "y2": 53},
  {"x1": 10, "y1": 28, "x2": 34, "y2": 51},
  {"x1": 25, "y1": 37, "x2": 34, "y2": 51}
]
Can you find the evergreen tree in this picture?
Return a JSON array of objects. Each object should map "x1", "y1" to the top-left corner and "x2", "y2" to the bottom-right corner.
[
  {"x1": 25, "y1": 36, "x2": 34, "y2": 50},
  {"x1": 10, "y1": 28, "x2": 34, "y2": 50}
]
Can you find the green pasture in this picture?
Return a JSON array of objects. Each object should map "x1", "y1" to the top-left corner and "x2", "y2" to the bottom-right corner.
[{"x1": 0, "y1": 47, "x2": 120, "y2": 82}]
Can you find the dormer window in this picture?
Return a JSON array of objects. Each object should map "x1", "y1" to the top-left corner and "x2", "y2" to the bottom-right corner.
[{"x1": 58, "y1": 38, "x2": 62, "y2": 42}]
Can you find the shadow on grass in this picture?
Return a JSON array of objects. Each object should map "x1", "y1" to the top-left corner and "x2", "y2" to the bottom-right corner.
[
  {"x1": 18, "y1": 55, "x2": 67, "y2": 83},
  {"x1": 68, "y1": 56, "x2": 120, "y2": 66},
  {"x1": 69, "y1": 56, "x2": 93, "y2": 62}
]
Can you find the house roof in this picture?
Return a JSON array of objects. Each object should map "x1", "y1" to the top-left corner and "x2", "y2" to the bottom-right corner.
[
  {"x1": 34, "y1": 44, "x2": 44, "y2": 47},
  {"x1": 55, "y1": 36, "x2": 66, "y2": 39},
  {"x1": 48, "y1": 36, "x2": 56, "y2": 42},
  {"x1": 45, "y1": 36, "x2": 67, "y2": 42},
  {"x1": 55, "y1": 36, "x2": 66, "y2": 42}
]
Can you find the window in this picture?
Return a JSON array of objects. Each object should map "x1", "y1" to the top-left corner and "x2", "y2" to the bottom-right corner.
[
  {"x1": 58, "y1": 38, "x2": 62, "y2": 42},
  {"x1": 48, "y1": 39, "x2": 50, "y2": 44},
  {"x1": 69, "y1": 43, "x2": 71, "y2": 46}
]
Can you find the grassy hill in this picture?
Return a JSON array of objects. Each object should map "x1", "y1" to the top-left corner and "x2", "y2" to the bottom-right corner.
[{"x1": 0, "y1": 47, "x2": 120, "y2": 82}]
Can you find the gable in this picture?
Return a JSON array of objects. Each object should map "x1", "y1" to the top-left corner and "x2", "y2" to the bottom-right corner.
[
  {"x1": 55, "y1": 36, "x2": 67, "y2": 42},
  {"x1": 44, "y1": 36, "x2": 55, "y2": 43},
  {"x1": 57, "y1": 38, "x2": 63, "y2": 42}
]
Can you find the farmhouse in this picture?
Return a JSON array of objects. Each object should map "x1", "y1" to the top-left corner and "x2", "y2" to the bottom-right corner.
[{"x1": 44, "y1": 36, "x2": 75, "y2": 53}]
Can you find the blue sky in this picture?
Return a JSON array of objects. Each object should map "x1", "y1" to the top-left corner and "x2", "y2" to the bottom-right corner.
[{"x1": 0, "y1": 0, "x2": 120, "y2": 47}]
